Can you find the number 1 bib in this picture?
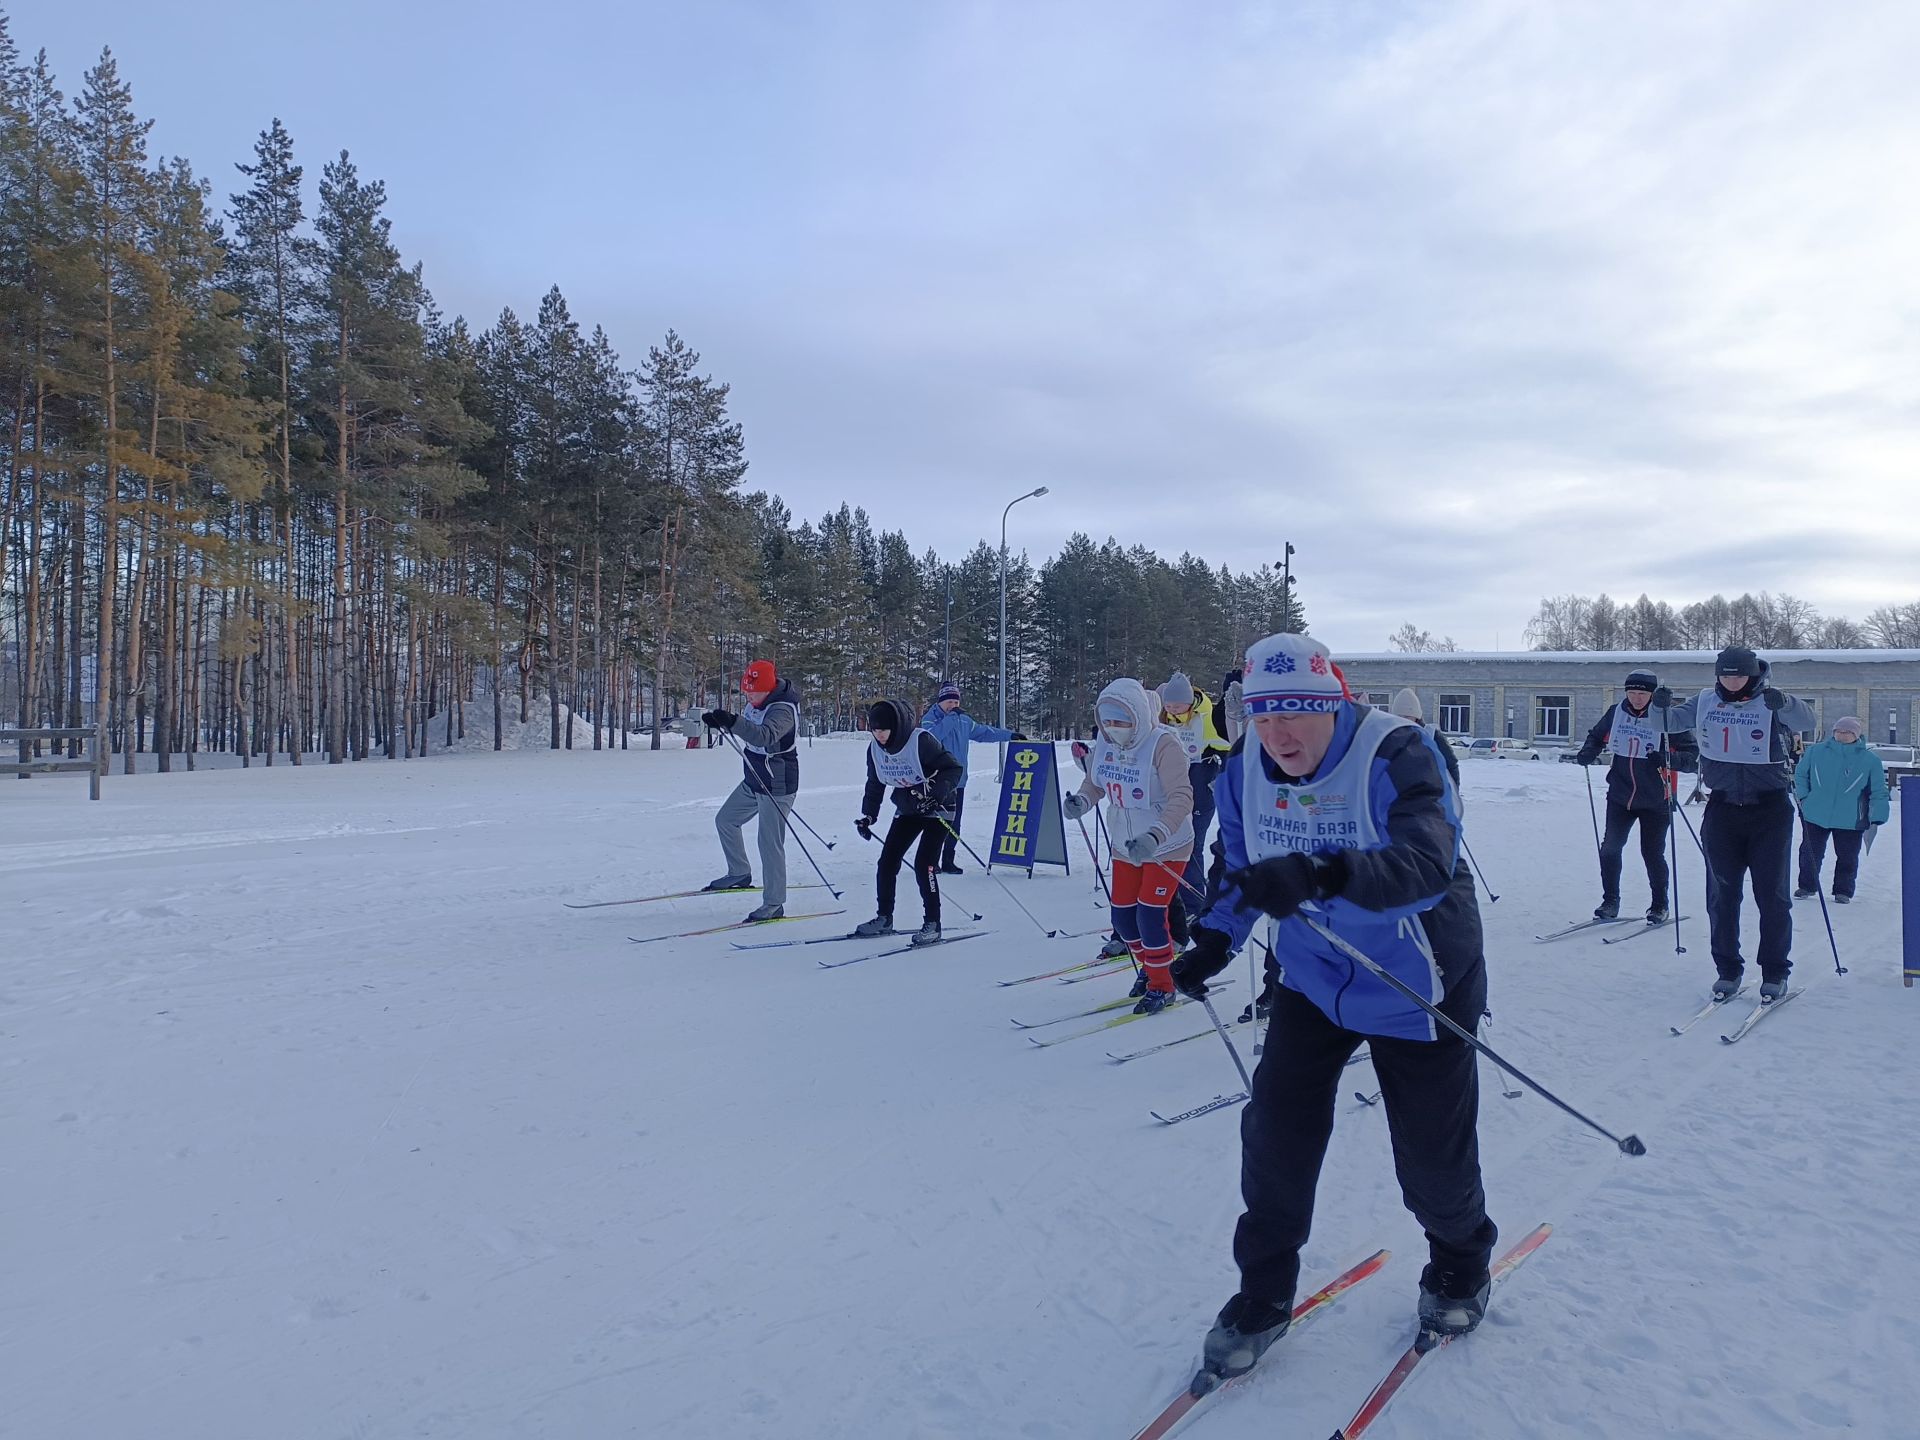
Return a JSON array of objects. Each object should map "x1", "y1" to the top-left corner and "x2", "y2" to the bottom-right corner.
[{"x1": 1696, "y1": 693, "x2": 1771, "y2": 765}]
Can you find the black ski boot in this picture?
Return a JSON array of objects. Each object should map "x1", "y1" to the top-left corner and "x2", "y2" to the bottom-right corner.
[
  {"x1": 704, "y1": 873, "x2": 752, "y2": 892},
  {"x1": 1759, "y1": 977, "x2": 1789, "y2": 1003},
  {"x1": 1417, "y1": 1263, "x2": 1491, "y2": 1342},
  {"x1": 1198, "y1": 1292, "x2": 1292, "y2": 1385},
  {"x1": 1711, "y1": 974, "x2": 1741, "y2": 1001},
  {"x1": 1100, "y1": 934, "x2": 1130, "y2": 959},
  {"x1": 911, "y1": 919, "x2": 942, "y2": 947},
  {"x1": 853, "y1": 914, "x2": 894, "y2": 938},
  {"x1": 1129, "y1": 970, "x2": 1149, "y2": 998},
  {"x1": 1592, "y1": 898, "x2": 1620, "y2": 921},
  {"x1": 1133, "y1": 987, "x2": 1175, "y2": 1016},
  {"x1": 938, "y1": 862, "x2": 964, "y2": 876},
  {"x1": 744, "y1": 903, "x2": 783, "y2": 923},
  {"x1": 1239, "y1": 981, "x2": 1276, "y2": 1025},
  {"x1": 1793, "y1": 886, "x2": 1816, "y2": 899},
  {"x1": 1645, "y1": 904, "x2": 1669, "y2": 925}
]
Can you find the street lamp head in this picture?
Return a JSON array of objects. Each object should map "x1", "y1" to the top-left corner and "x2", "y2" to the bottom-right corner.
[{"x1": 1033, "y1": 485, "x2": 1050, "y2": 498}]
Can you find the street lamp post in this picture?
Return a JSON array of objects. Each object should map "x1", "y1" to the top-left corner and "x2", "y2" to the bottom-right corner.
[
  {"x1": 999, "y1": 486, "x2": 1050, "y2": 734},
  {"x1": 1279, "y1": 541, "x2": 1295, "y2": 628}
]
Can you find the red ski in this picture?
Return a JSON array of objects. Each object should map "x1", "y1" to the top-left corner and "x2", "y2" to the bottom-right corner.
[
  {"x1": 1125, "y1": 1247, "x2": 1391, "y2": 1440},
  {"x1": 1328, "y1": 1222, "x2": 1552, "y2": 1440}
]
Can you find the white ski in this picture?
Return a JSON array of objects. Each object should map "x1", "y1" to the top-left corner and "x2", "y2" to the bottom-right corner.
[
  {"x1": 1669, "y1": 986, "x2": 1748, "y2": 1036},
  {"x1": 1719, "y1": 987, "x2": 1805, "y2": 1044}
]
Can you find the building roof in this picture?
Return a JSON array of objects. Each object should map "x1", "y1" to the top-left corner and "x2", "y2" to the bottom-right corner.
[{"x1": 1337, "y1": 649, "x2": 1920, "y2": 666}]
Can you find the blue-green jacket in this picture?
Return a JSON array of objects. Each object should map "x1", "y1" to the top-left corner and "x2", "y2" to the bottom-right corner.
[{"x1": 1794, "y1": 737, "x2": 1890, "y2": 831}]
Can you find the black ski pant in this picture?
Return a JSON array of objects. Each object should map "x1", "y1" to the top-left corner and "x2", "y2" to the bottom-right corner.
[
  {"x1": 877, "y1": 813, "x2": 943, "y2": 924},
  {"x1": 1797, "y1": 821, "x2": 1864, "y2": 899},
  {"x1": 937, "y1": 789, "x2": 967, "y2": 867},
  {"x1": 1234, "y1": 981, "x2": 1497, "y2": 1308},
  {"x1": 1701, "y1": 791, "x2": 1795, "y2": 984},
  {"x1": 1598, "y1": 800, "x2": 1670, "y2": 909}
]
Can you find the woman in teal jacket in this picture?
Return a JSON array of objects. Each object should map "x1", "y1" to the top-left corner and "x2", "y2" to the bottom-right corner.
[{"x1": 1793, "y1": 716, "x2": 1890, "y2": 902}]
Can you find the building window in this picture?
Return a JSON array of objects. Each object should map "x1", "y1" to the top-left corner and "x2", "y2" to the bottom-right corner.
[
  {"x1": 1535, "y1": 694, "x2": 1571, "y2": 739},
  {"x1": 1366, "y1": 692, "x2": 1392, "y2": 708},
  {"x1": 1437, "y1": 694, "x2": 1472, "y2": 734}
]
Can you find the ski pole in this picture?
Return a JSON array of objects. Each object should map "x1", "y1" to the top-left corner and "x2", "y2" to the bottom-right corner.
[
  {"x1": 1459, "y1": 836, "x2": 1499, "y2": 902},
  {"x1": 1196, "y1": 990, "x2": 1253, "y2": 1094},
  {"x1": 1077, "y1": 816, "x2": 1115, "y2": 906},
  {"x1": 718, "y1": 737, "x2": 841, "y2": 900},
  {"x1": 937, "y1": 817, "x2": 1061, "y2": 938},
  {"x1": 1667, "y1": 796, "x2": 1687, "y2": 955},
  {"x1": 1583, "y1": 762, "x2": 1604, "y2": 866},
  {"x1": 1479, "y1": 1010, "x2": 1522, "y2": 1099},
  {"x1": 1674, "y1": 799, "x2": 1708, "y2": 859},
  {"x1": 719, "y1": 731, "x2": 837, "y2": 851},
  {"x1": 1812, "y1": 883, "x2": 1847, "y2": 976},
  {"x1": 1297, "y1": 916, "x2": 1647, "y2": 1156}
]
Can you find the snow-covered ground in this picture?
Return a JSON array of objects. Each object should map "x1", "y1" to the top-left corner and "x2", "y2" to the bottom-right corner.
[{"x1": 3, "y1": 738, "x2": 1915, "y2": 1439}]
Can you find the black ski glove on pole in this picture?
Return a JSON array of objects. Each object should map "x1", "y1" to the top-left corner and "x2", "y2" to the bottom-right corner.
[
  {"x1": 1171, "y1": 927, "x2": 1233, "y2": 999},
  {"x1": 702, "y1": 708, "x2": 738, "y2": 730},
  {"x1": 855, "y1": 815, "x2": 876, "y2": 842},
  {"x1": 1762, "y1": 687, "x2": 1787, "y2": 711},
  {"x1": 1229, "y1": 852, "x2": 1346, "y2": 922}
]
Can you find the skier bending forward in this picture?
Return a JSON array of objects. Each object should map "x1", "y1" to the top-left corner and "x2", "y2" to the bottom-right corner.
[{"x1": 1172, "y1": 632, "x2": 1497, "y2": 1382}]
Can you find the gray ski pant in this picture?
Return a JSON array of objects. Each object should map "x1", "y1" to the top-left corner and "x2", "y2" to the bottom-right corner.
[{"x1": 716, "y1": 782, "x2": 793, "y2": 905}]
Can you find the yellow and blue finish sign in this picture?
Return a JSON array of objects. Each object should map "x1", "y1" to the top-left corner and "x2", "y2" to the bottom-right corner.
[{"x1": 989, "y1": 740, "x2": 1070, "y2": 874}]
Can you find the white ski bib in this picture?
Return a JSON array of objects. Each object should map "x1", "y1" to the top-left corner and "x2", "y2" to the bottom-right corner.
[
  {"x1": 1243, "y1": 708, "x2": 1408, "y2": 860},
  {"x1": 1608, "y1": 706, "x2": 1661, "y2": 761},
  {"x1": 740, "y1": 698, "x2": 798, "y2": 757},
  {"x1": 1695, "y1": 692, "x2": 1772, "y2": 765},
  {"x1": 1093, "y1": 742, "x2": 1153, "y2": 811},
  {"x1": 869, "y1": 730, "x2": 930, "y2": 788}
]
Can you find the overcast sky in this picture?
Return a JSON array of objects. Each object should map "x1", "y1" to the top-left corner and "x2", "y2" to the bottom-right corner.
[{"x1": 22, "y1": 0, "x2": 1920, "y2": 651}]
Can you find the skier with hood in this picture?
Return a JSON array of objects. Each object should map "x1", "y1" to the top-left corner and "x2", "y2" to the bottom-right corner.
[
  {"x1": 700, "y1": 659, "x2": 803, "y2": 921},
  {"x1": 1062, "y1": 678, "x2": 1195, "y2": 1013},
  {"x1": 1652, "y1": 647, "x2": 1817, "y2": 1003},
  {"x1": 1387, "y1": 688, "x2": 1461, "y2": 791},
  {"x1": 1572, "y1": 669, "x2": 1697, "y2": 925},
  {"x1": 1169, "y1": 633, "x2": 1496, "y2": 1386},
  {"x1": 852, "y1": 699, "x2": 965, "y2": 946}
]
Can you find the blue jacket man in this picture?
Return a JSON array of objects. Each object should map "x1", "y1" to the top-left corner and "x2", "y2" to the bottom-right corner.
[
  {"x1": 1169, "y1": 632, "x2": 1496, "y2": 1387},
  {"x1": 919, "y1": 682, "x2": 1023, "y2": 873}
]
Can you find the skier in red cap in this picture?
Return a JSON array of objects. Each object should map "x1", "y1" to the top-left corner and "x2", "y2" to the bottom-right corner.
[{"x1": 700, "y1": 659, "x2": 803, "y2": 920}]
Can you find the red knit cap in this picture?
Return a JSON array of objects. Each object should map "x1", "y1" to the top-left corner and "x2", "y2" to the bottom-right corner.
[{"x1": 742, "y1": 659, "x2": 777, "y2": 692}]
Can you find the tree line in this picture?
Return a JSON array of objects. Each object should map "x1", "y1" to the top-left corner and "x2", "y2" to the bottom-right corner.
[
  {"x1": 1522, "y1": 592, "x2": 1920, "y2": 652},
  {"x1": 0, "y1": 15, "x2": 1304, "y2": 773}
]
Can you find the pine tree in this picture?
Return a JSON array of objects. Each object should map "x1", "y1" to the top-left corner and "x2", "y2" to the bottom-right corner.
[
  {"x1": 227, "y1": 117, "x2": 313, "y2": 760},
  {"x1": 72, "y1": 47, "x2": 152, "y2": 756}
]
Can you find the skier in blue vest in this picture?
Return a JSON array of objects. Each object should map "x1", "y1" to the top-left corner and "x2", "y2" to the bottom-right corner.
[{"x1": 1170, "y1": 632, "x2": 1496, "y2": 1385}]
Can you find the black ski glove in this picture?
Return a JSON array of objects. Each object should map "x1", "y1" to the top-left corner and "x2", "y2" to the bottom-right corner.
[
  {"x1": 1762, "y1": 687, "x2": 1787, "y2": 711},
  {"x1": 702, "y1": 708, "x2": 738, "y2": 730},
  {"x1": 1010, "y1": 731, "x2": 1030, "y2": 742},
  {"x1": 1171, "y1": 927, "x2": 1233, "y2": 999},
  {"x1": 1651, "y1": 686, "x2": 1674, "y2": 710},
  {"x1": 1230, "y1": 852, "x2": 1346, "y2": 922},
  {"x1": 855, "y1": 815, "x2": 875, "y2": 842}
]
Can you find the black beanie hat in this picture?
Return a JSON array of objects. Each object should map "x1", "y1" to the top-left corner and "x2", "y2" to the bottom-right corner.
[
  {"x1": 1624, "y1": 670, "x2": 1658, "y2": 691},
  {"x1": 867, "y1": 699, "x2": 912, "y2": 750},
  {"x1": 1715, "y1": 645, "x2": 1762, "y2": 677}
]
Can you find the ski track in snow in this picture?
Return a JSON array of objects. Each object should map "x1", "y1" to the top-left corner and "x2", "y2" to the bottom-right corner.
[{"x1": 2, "y1": 740, "x2": 1914, "y2": 1439}]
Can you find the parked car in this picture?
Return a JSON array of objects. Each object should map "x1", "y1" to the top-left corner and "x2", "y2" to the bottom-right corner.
[
  {"x1": 1870, "y1": 744, "x2": 1917, "y2": 786},
  {"x1": 1464, "y1": 737, "x2": 1540, "y2": 761}
]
